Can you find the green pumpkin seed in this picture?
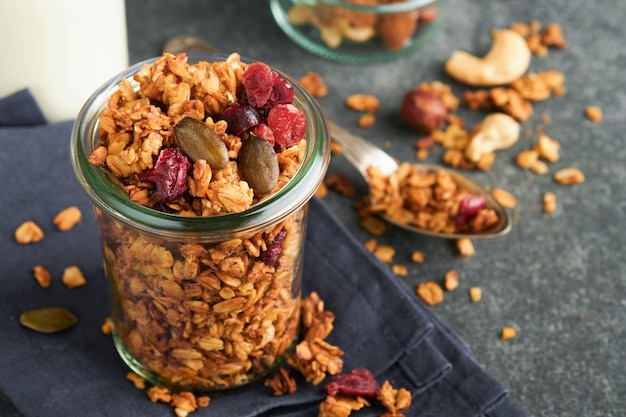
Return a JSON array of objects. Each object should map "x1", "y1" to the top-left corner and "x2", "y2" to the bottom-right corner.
[
  {"x1": 174, "y1": 117, "x2": 229, "y2": 169},
  {"x1": 19, "y1": 307, "x2": 78, "y2": 334},
  {"x1": 238, "y1": 135, "x2": 279, "y2": 196}
]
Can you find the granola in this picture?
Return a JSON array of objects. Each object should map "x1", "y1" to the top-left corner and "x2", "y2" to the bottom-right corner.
[
  {"x1": 86, "y1": 53, "x2": 315, "y2": 391},
  {"x1": 33, "y1": 265, "x2": 52, "y2": 288},
  {"x1": 365, "y1": 162, "x2": 500, "y2": 235},
  {"x1": 376, "y1": 380, "x2": 412, "y2": 417},
  {"x1": 98, "y1": 206, "x2": 305, "y2": 390},
  {"x1": 53, "y1": 206, "x2": 82, "y2": 231},
  {"x1": 62, "y1": 265, "x2": 87, "y2": 289},
  {"x1": 14, "y1": 221, "x2": 44, "y2": 244}
]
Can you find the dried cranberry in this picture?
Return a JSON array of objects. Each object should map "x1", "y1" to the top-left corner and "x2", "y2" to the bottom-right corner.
[
  {"x1": 137, "y1": 148, "x2": 191, "y2": 204},
  {"x1": 456, "y1": 194, "x2": 487, "y2": 225},
  {"x1": 267, "y1": 103, "x2": 306, "y2": 151},
  {"x1": 257, "y1": 72, "x2": 295, "y2": 117},
  {"x1": 324, "y1": 368, "x2": 379, "y2": 398},
  {"x1": 242, "y1": 62, "x2": 274, "y2": 108},
  {"x1": 251, "y1": 123, "x2": 275, "y2": 146},
  {"x1": 260, "y1": 228, "x2": 287, "y2": 266},
  {"x1": 222, "y1": 103, "x2": 260, "y2": 136},
  {"x1": 269, "y1": 72, "x2": 294, "y2": 105},
  {"x1": 264, "y1": 72, "x2": 294, "y2": 111}
]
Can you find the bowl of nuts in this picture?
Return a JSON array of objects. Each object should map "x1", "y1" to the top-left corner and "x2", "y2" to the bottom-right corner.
[{"x1": 270, "y1": 0, "x2": 448, "y2": 64}]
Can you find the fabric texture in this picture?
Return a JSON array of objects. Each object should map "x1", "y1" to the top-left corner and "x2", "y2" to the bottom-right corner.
[{"x1": 0, "y1": 91, "x2": 532, "y2": 417}]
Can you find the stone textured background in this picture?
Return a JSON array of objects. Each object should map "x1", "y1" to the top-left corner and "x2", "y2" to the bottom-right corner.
[{"x1": 124, "y1": 1, "x2": 625, "y2": 416}]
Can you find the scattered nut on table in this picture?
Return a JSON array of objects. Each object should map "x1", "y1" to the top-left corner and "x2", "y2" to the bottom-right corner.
[
  {"x1": 464, "y1": 113, "x2": 521, "y2": 162},
  {"x1": 445, "y1": 29, "x2": 532, "y2": 86}
]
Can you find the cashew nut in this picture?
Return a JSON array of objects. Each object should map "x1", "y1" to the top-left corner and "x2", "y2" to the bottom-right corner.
[
  {"x1": 445, "y1": 29, "x2": 531, "y2": 86},
  {"x1": 465, "y1": 113, "x2": 520, "y2": 162}
]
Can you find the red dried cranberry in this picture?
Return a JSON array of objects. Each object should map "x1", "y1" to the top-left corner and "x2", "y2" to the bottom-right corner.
[
  {"x1": 137, "y1": 148, "x2": 191, "y2": 204},
  {"x1": 222, "y1": 103, "x2": 260, "y2": 136},
  {"x1": 324, "y1": 368, "x2": 379, "y2": 398},
  {"x1": 260, "y1": 228, "x2": 287, "y2": 266},
  {"x1": 251, "y1": 123, "x2": 275, "y2": 146},
  {"x1": 456, "y1": 194, "x2": 487, "y2": 225},
  {"x1": 267, "y1": 103, "x2": 306, "y2": 151},
  {"x1": 265, "y1": 72, "x2": 294, "y2": 109},
  {"x1": 242, "y1": 62, "x2": 274, "y2": 108},
  {"x1": 257, "y1": 72, "x2": 296, "y2": 117},
  {"x1": 269, "y1": 72, "x2": 294, "y2": 105}
]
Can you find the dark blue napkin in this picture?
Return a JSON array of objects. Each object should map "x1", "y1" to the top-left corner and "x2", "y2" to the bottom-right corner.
[{"x1": 0, "y1": 91, "x2": 532, "y2": 417}]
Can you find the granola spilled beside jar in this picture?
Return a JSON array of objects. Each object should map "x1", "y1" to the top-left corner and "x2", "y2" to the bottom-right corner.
[{"x1": 70, "y1": 52, "x2": 330, "y2": 393}]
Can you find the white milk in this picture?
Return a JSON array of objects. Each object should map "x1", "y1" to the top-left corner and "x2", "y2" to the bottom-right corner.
[{"x1": 0, "y1": 0, "x2": 128, "y2": 122}]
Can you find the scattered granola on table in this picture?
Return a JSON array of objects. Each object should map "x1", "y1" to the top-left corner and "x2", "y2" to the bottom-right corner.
[
  {"x1": 491, "y1": 188, "x2": 517, "y2": 209},
  {"x1": 584, "y1": 105, "x2": 603, "y2": 123},
  {"x1": 469, "y1": 286, "x2": 482, "y2": 302},
  {"x1": 543, "y1": 191, "x2": 557, "y2": 213},
  {"x1": 510, "y1": 20, "x2": 568, "y2": 56},
  {"x1": 33, "y1": 265, "x2": 52, "y2": 288},
  {"x1": 553, "y1": 167, "x2": 585, "y2": 185},
  {"x1": 53, "y1": 206, "x2": 82, "y2": 231},
  {"x1": 416, "y1": 281, "x2": 444, "y2": 306},
  {"x1": 61, "y1": 265, "x2": 86, "y2": 289},
  {"x1": 346, "y1": 93, "x2": 380, "y2": 128},
  {"x1": 377, "y1": 380, "x2": 413, "y2": 417},
  {"x1": 444, "y1": 269, "x2": 459, "y2": 292},
  {"x1": 299, "y1": 71, "x2": 328, "y2": 98},
  {"x1": 501, "y1": 326, "x2": 517, "y2": 340},
  {"x1": 326, "y1": 173, "x2": 357, "y2": 197},
  {"x1": 456, "y1": 238, "x2": 475, "y2": 256},
  {"x1": 14, "y1": 220, "x2": 44, "y2": 244}
]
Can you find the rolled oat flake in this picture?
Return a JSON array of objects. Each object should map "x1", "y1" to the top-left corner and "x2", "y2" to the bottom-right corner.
[{"x1": 19, "y1": 307, "x2": 78, "y2": 334}]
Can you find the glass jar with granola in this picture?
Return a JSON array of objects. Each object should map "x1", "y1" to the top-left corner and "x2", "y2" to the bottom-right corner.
[{"x1": 70, "y1": 52, "x2": 330, "y2": 392}]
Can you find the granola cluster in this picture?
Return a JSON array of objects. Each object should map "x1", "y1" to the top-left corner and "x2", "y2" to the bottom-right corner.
[{"x1": 286, "y1": 291, "x2": 344, "y2": 385}]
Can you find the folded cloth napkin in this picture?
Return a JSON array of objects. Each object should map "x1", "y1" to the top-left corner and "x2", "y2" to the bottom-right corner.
[{"x1": 0, "y1": 91, "x2": 533, "y2": 417}]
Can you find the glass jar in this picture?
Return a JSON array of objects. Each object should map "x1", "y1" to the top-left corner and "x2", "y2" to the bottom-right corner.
[
  {"x1": 70, "y1": 53, "x2": 330, "y2": 393},
  {"x1": 270, "y1": 0, "x2": 448, "y2": 64}
]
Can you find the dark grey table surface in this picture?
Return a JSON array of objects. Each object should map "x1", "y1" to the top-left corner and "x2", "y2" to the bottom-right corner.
[{"x1": 125, "y1": 1, "x2": 624, "y2": 416}]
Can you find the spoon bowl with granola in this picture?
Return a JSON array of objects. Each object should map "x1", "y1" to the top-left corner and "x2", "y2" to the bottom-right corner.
[{"x1": 328, "y1": 120, "x2": 512, "y2": 239}]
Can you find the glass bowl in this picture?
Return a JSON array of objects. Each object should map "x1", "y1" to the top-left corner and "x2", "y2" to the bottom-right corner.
[{"x1": 270, "y1": 0, "x2": 448, "y2": 64}]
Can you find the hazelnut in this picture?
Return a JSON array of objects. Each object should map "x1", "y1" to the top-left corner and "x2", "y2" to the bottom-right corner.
[{"x1": 401, "y1": 90, "x2": 447, "y2": 134}]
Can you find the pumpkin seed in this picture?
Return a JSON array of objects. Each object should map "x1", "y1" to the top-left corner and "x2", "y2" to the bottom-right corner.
[
  {"x1": 19, "y1": 307, "x2": 78, "y2": 334},
  {"x1": 238, "y1": 135, "x2": 279, "y2": 196},
  {"x1": 174, "y1": 117, "x2": 229, "y2": 169}
]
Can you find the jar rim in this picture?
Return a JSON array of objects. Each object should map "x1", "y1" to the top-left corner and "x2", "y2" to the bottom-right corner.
[
  {"x1": 322, "y1": 0, "x2": 437, "y2": 13},
  {"x1": 70, "y1": 52, "x2": 330, "y2": 239}
]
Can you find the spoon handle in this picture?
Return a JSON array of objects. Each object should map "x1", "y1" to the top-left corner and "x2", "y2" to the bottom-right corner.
[{"x1": 327, "y1": 120, "x2": 399, "y2": 177}]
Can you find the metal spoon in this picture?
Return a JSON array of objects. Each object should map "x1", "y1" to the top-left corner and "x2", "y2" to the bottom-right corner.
[
  {"x1": 328, "y1": 120, "x2": 512, "y2": 239},
  {"x1": 160, "y1": 36, "x2": 511, "y2": 239},
  {"x1": 162, "y1": 36, "x2": 218, "y2": 54}
]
